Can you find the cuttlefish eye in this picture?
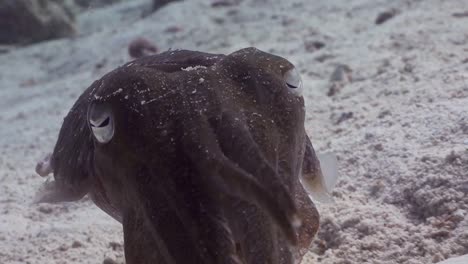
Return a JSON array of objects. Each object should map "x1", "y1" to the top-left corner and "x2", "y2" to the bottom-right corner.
[
  {"x1": 284, "y1": 68, "x2": 303, "y2": 95},
  {"x1": 88, "y1": 104, "x2": 114, "y2": 144}
]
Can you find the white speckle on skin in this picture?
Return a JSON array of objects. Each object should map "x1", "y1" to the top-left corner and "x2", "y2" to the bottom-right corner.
[
  {"x1": 199, "y1": 78, "x2": 205, "y2": 84},
  {"x1": 111, "y1": 88, "x2": 123, "y2": 96},
  {"x1": 182, "y1": 65, "x2": 207, "y2": 71},
  {"x1": 94, "y1": 88, "x2": 124, "y2": 100}
]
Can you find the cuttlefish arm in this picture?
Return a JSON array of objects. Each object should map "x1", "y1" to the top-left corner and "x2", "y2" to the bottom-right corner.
[
  {"x1": 301, "y1": 136, "x2": 339, "y2": 203},
  {"x1": 181, "y1": 111, "x2": 299, "y2": 245},
  {"x1": 90, "y1": 178, "x2": 122, "y2": 222},
  {"x1": 129, "y1": 165, "x2": 241, "y2": 264}
]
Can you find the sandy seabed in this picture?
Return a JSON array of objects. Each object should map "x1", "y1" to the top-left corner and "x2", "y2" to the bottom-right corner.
[{"x1": 0, "y1": 0, "x2": 467, "y2": 263}]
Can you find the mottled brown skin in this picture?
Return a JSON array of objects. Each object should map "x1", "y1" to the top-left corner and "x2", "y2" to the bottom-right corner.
[{"x1": 36, "y1": 48, "x2": 320, "y2": 264}]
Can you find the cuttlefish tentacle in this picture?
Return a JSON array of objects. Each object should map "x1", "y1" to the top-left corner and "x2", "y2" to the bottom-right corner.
[{"x1": 181, "y1": 113, "x2": 298, "y2": 245}]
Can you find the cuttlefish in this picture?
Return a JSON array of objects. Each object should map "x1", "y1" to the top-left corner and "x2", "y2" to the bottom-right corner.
[{"x1": 35, "y1": 48, "x2": 335, "y2": 264}]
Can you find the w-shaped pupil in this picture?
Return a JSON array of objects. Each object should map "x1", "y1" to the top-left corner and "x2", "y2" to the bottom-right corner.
[
  {"x1": 91, "y1": 117, "x2": 110, "y2": 128},
  {"x1": 98, "y1": 117, "x2": 110, "y2": 127}
]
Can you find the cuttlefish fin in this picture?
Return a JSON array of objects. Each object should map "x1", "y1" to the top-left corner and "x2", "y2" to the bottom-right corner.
[
  {"x1": 33, "y1": 179, "x2": 89, "y2": 204},
  {"x1": 302, "y1": 152, "x2": 339, "y2": 204},
  {"x1": 301, "y1": 137, "x2": 339, "y2": 204}
]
